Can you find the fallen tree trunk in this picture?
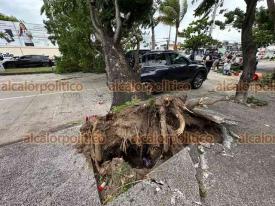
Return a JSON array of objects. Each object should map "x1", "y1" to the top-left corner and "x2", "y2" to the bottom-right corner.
[{"x1": 79, "y1": 95, "x2": 238, "y2": 174}]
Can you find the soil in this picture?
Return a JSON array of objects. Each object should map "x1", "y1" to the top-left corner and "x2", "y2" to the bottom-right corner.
[{"x1": 77, "y1": 94, "x2": 238, "y2": 204}]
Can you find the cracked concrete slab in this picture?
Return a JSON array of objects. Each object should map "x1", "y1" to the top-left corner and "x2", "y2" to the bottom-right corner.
[
  {"x1": 201, "y1": 144, "x2": 275, "y2": 206},
  {"x1": 108, "y1": 148, "x2": 201, "y2": 206},
  {"x1": 0, "y1": 126, "x2": 101, "y2": 206},
  {"x1": 188, "y1": 100, "x2": 275, "y2": 206}
]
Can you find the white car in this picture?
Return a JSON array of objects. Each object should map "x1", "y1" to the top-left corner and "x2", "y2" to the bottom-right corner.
[
  {"x1": 0, "y1": 55, "x2": 6, "y2": 72},
  {"x1": 0, "y1": 62, "x2": 5, "y2": 72}
]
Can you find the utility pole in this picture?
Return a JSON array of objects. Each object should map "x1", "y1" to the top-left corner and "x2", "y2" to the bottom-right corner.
[{"x1": 209, "y1": 2, "x2": 219, "y2": 37}]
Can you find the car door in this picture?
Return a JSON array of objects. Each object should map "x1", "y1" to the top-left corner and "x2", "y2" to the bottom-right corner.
[
  {"x1": 17, "y1": 56, "x2": 32, "y2": 68},
  {"x1": 168, "y1": 53, "x2": 192, "y2": 81},
  {"x1": 141, "y1": 53, "x2": 169, "y2": 83},
  {"x1": 30, "y1": 56, "x2": 42, "y2": 67}
]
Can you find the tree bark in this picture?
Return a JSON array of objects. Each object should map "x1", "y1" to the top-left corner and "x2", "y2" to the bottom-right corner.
[
  {"x1": 174, "y1": 23, "x2": 179, "y2": 51},
  {"x1": 235, "y1": 0, "x2": 258, "y2": 103},
  {"x1": 267, "y1": 0, "x2": 275, "y2": 33},
  {"x1": 102, "y1": 37, "x2": 145, "y2": 107},
  {"x1": 87, "y1": 0, "x2": 147, "y2": 107}
]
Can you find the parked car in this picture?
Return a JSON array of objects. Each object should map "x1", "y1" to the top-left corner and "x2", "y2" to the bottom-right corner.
[
  {"x1": 3, "y1": 55, "x2": 54, "y2": 69},
  {"x1": 126, "y1": 49, "x2": 151, "y2": 68},
  {"x1": 140, "y1": 51, "x2": 208, "y2": 90}
]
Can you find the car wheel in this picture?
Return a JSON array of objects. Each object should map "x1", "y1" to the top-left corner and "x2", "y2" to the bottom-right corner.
[{"x1": 192, "y1": 72, "x2": 205, "y2": 89}]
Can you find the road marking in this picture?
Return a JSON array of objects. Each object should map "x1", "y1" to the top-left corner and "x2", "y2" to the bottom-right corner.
[{"x1": 0, "y1": 87, "x2": 109, "y2": 101}]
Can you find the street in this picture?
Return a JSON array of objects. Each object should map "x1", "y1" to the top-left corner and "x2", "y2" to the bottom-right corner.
[{"x1": 0, "y1": 73, "x2": 111, "y2": 145}]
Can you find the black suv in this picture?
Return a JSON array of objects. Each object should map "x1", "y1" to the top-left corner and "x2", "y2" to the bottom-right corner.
[
  {"x1": 140, "y1": 51, "x2": 208, "y2": 89},
  {"x1": 3, "y1": 55, "x2": 54, "y2": 69}
]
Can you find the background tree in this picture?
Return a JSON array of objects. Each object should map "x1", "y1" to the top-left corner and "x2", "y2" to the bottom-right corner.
[
  {"x1": 149, "y1": 0, "x2": 161, "y2": 50},
  {"x1": 215, "y1": 7, "x2": 275, "y2": 47},
  {"x1": 41, "y1": 0, "x2": 105, "y2": 73},
  {"x1": 87, "y1": 0, "x2": 153, "y2": 106},
  {"x1": 0, "y1": 32, "x2": 5, "y2": 39},
  {"x1": 179, "y1": 18, "x2": 221, "y2": 52},
  {"x1": 195, "y1": 0, "x2": 259, "y2": 103},
  {"x1": 254, "y1": 6, "x2": 275, "y2": 47},
  {"x1": 159, "y1": 0, "x2": 188, "y2": 50},
  {"x1": 267, "y1": 0, "x2": 275, "y2": 33},
  {"x1": 0, "y1": 13, "x2": 18, "y2": 22}
]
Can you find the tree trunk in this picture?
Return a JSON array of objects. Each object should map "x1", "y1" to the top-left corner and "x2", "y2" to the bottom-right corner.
[
  {"x1": 133, "y1": 39, "x2": 140, "y2": 71},
  {"x1": 167, "y1": 26, "x2": 171, "y2": 50},
  {"x1": 174, "y1": 24, "x2": 179, "y2": 51},
  {"x1": 235, "y1": 0, "x2": 258, "y2": 103},
  {"x1": 102, "y1": 36, "x2": 145, "y2": 107},
  {"x1": 267, "y1": 0, "x2": 275, "y2": 33},
  {"x1": 151, "y1": 25, "x2": 156, "y2": 50}
]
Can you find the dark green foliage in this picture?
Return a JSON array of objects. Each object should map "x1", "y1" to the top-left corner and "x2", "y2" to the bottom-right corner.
[
  {"x1": 247, "y1": 96, "x2": 268, "y2": 106},
  {"x1": 42, "y1": 0, "x2": 105, "y2": 73},
  {"x1": 179, "y1": 18, "x2": 221, "y2": 50},
  {"x1": 224, "y1": 8, "x2": 244, "y2": 29},
  {"x1": 0, "y1": 32, "x2": 5, "y2": 39},
  {"x1": 0, "y1": 13, "x2": 18, "y2": 41},
  {"x1": 254, "y1": 7, "x2": 275, "y2": 47},
  {"x1": 0, "y1": 13, "x2": 18, "y2": 22},
  {"x1": 93, "y1": 0, "x2": 153, "y2": 36},
  {"x1": 194, "y1": 0, "x2": 219, "y2": 17},
  {"x1": 214, "y1": 7, "x2": 275, "y2": 47}
]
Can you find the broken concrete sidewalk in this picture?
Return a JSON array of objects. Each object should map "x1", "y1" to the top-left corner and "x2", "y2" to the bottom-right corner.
[
  {"x1": 0, "y1": 126, "x2": 101, "y2": 206},
  {"x1": 108, "y1": 148, "x2": 202, "y2": 206}
]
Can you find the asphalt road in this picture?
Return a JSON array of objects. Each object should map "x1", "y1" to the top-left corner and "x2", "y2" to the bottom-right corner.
[
  {"x1": 0, "y1": 71, "x2": 244, "y2": 146},
  {"x1": 0, "y1": 71, "x2": 274, "y2": 205},
  {"x1": 0, "y1": 73, "x2": 111, "y2": 145}
]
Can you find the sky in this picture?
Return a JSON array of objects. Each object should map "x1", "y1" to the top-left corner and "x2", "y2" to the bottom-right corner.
[{"x1": 0, "y1": 0, "x2": 268, "y2": 44}]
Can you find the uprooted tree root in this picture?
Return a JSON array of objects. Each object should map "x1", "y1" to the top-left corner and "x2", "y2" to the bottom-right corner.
[{"x1": 77, "y1": 95, "x2": 238, "y2": 203}]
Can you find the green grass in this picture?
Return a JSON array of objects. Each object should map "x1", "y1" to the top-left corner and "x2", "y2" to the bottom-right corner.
[
  {"x1": 1, "y1": 67, "x2": 55, "y2": 75},
  {"x1": 111, "y1": 98, "x2": 141, "y2": 113},
  {"x1": 247, "y1": 96, "x2": 268, "y2": 106}
]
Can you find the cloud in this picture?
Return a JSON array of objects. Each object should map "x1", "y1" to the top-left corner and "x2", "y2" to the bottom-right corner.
[
  {"x1": 0, "y1": 0, "x2": 45, "y2": 24},
  {"x1": 0, "y1": 0, "x2": 268, "y2": 43},
  {"x1": 154, "y1": 0, "x2": 267, "y2": 44}
]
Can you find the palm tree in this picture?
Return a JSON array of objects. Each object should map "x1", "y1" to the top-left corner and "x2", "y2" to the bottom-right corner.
[
  {"x1": 159, "y1": 0, "x2": 188, "y2": 50},
  {"x1": 149, "y1": 0, "x2": 161, "y2": 50}
]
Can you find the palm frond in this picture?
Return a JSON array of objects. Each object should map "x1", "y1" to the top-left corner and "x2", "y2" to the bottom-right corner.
[{"x1": 194, "y1": 0, "x2": 219, "y2": 17}]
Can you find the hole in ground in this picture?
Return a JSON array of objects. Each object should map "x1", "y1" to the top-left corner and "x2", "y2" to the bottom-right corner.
[{"x1": 88, "y1": 125, "x2": 222, "y2": 205}]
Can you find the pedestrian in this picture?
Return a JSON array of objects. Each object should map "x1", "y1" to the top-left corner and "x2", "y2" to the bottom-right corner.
[
  {"x1": 212, "y1": 52, "x2": 221, "y2": 71},
  {"x1": 223, "y1": 58, "x2": 231, "y2": 75},
  {"x1": 203, "y1": 51, "x2": 214, "y2": 74}
]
